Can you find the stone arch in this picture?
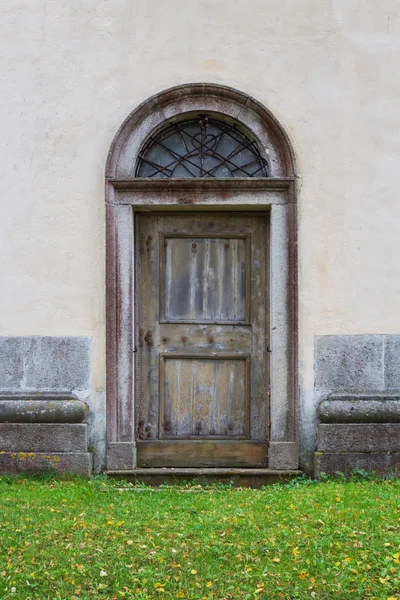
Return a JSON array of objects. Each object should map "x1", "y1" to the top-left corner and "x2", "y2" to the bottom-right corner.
[
  {"x1": 106, "y1": 83, "x2": 296, "y2": 180},
  {"x1": 105, "y1": 84, "x2": 298, "y2": 475}
]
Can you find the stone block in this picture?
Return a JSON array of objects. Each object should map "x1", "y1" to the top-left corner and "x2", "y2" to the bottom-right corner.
[
  {"x1": 0, "y1": 452, "x2": 92, "y2": 476},
  {"x1": 0, "y1": 423, "x2": 88, "y2": 452},
  {"x1": 268, "y1": 442, "x2": 299, "y2": 470},
  {"x1": 315, "y1": 335, "x2": 384, "y2": 392},
  {"x1": 0, "y1": 337, "x2": 24, "y2": 390},
  {"x1": 0, "y1": 394, "x2": 88, "y2": 423},
  {"x1": 314, "y1": 452, "x2": 400, "y2": 477},
  {"x1": 107, "y1": 442, "x2": 137, "y2": 470},
  {"x1": 318, "y1": 393, "x2": 400, "y2": 423},
  {"x1": 385, "y1": 335, "x2": 400, "y2": 390},
  {"x1": 24, "y1": 337, "x2": 91, "y2": 391},
  {"x1": 317, "y1": 423, "x2": 400, "y2": 452}
]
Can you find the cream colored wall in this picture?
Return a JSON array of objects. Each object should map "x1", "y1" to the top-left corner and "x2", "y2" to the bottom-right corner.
[{"x1": 2, "y1": 0, "x2": 400, "y2": 465}]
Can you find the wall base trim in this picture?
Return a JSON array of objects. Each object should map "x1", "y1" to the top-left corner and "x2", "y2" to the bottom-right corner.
[
  {"x1": 0, "y1": 452, "x2": 92, "y2": 476},
  {"x1": 314, "y1": 451, "x2": 400, "y2": 478}
]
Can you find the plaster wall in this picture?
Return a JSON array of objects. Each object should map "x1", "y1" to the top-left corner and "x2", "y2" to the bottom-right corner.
[{"x1": 1, "y1": 0, "x2": 400, "y2": 471}]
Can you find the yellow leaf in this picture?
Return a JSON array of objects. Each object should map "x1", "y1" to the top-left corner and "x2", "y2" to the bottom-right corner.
[
  {"x1": 175, "y1": 593, "x2": 185, "y2": 599},
  {"x1": 335, "y1": 497, "x2": 341, "y2": 502},
  {"x1": 206, "y1": 582, "x2": 212, "y2": 587},
  {"x1": 245, "y1": 567, "x2": 252, "y2": 572},
  {"x1": 289, "y1": 504, "x2": 296, "y2": 510},
  {"x1": 299, "y1": 571, "x2": 309, "y2": 580},
  {"x1": 154, "y1": 583, "x2": 165, "y2": 589},
  {"x1": 127, "y1": 540, "x2": 133, "y2": 545},
  {"x1": 379, "y1": 577, "x2": 388, "y2": 585},
  {"x1": 385, "y1": 542, "x2": 391, "y2": 547},
  {"x1": 190, "y1": 569, "x2": 197, "y2": 575},
  {"x1": 272, "y1": 557, "x2": 280, "y2": 563}
]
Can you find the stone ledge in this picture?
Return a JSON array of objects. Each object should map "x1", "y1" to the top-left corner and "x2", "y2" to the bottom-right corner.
[
  {"x1": 317, "y1": 423, "x2": 400, "y2": 452},
  {"x1": 0, "y1": 423, "x2": 88, "y2": 452},
  {"x1": 0, "y1": 393, "x2": 88, "y2": 423},
  {"x1": 0, "y1": 452, "x2": 92, "y2": 476},
  {"x1": 318, "y1": 393, "x2": 400, "y2": 423},
  {"x1": 314, "y1": 451, "x2": 400, "y2": 478}
]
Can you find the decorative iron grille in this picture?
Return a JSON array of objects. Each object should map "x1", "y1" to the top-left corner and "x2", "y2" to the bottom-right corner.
[{"x1": 135, "y1": 116, "x2": 269, "y2": 178}]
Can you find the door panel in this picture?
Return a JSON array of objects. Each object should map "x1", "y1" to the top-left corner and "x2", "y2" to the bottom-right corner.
[
  {"x1": 136, "y1": 213, "x2": 269, "y2": 466},
  {"x1": 161, "y1": 354, "x2": 249, "y2": 438},
  {"x1": 161, "y1": 235, "x2": 249, "y2": 323}
]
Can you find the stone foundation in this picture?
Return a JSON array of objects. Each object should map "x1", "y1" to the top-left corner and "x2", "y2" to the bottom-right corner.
[
  {"x1": 314, "y1": 393, "x2": 400, "y2": 477},
  {"x1": 0, "y1": 394, "x2": 92, "y2": 476},
  {"x1": 313, "y1": 335, "x2": 400, "y2": 477},
  {"x1": 0, "y1": 337, "x2": 93, "y2": 476}
]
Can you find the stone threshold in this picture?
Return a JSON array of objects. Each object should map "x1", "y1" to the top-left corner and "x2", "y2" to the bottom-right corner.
[{"x1": 106, "y1": 468, "x2": 302, "y2": 488}]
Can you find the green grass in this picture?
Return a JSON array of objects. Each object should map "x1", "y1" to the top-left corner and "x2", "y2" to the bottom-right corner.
[{"x1": 0, "y1": 475, "x2": 399, "y2": 599}]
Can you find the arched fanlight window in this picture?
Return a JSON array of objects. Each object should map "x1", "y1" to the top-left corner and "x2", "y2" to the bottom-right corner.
[{"x1": 135, "y1": 116, "x2": 269, "y2": 178}]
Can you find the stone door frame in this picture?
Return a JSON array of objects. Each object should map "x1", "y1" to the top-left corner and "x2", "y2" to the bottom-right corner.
[{"x1": 105, "y1": 83, "x2": 298, "y2": 471}]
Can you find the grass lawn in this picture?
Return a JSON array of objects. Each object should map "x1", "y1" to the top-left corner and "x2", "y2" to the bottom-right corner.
[{"x1": 0, "y1": 475, "x2": 399, "y2": 599}]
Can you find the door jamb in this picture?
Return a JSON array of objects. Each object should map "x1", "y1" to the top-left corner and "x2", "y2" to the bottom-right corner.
[{"x1": 106, "y1": 179, "x2": 298, "y2": 471}]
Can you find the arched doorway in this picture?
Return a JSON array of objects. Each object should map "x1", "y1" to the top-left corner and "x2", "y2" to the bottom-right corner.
[{"x1": 105, "y1": 84, "x2": 298, "y2": 473}]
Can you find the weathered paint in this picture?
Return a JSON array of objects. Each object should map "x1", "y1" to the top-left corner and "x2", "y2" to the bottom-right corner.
[
  {"x1": 163, "y1": 356, "x2": 248, "y2": 437},
  {"x1": 137, "y1": 213, "x2": 267, "y2": 465},
  {"x1": 163, "y1": 236, "x2": 248, "y2": 323}
]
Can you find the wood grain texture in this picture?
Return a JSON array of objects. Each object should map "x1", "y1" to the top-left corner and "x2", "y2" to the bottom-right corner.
[
  {"x1": 161, "y1": 235, "x2": 248, "y2": 323},
  {"x1": 161, "y1": 355, "x2": 249, "y2": 438},
  {"x1": 137, "y1": 441, "x2": 268, "y2": 467}
]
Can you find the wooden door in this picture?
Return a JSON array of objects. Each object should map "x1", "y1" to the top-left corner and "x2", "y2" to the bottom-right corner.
[{"x1": 136, "y1": 213, "x2": 269, "y2": 467}]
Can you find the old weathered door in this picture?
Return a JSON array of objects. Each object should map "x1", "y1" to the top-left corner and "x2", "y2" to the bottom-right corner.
[{"x1": 136, "y1": 212, "x2": 269, "y2": 467}]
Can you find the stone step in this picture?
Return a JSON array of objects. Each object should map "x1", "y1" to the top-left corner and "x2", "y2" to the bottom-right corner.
[
  {"x1": 0, "y1": 423, "x2": 88, "y2": 452},
  {"x1": 106, "y1": 468, "x2": 302, "y2": 488},
  {"x1": 0, "y1": 452, "x2": 92, "y2": 476},
  {"x1": 317, "y1": 423, "x2": 400, "y2": 452}
]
